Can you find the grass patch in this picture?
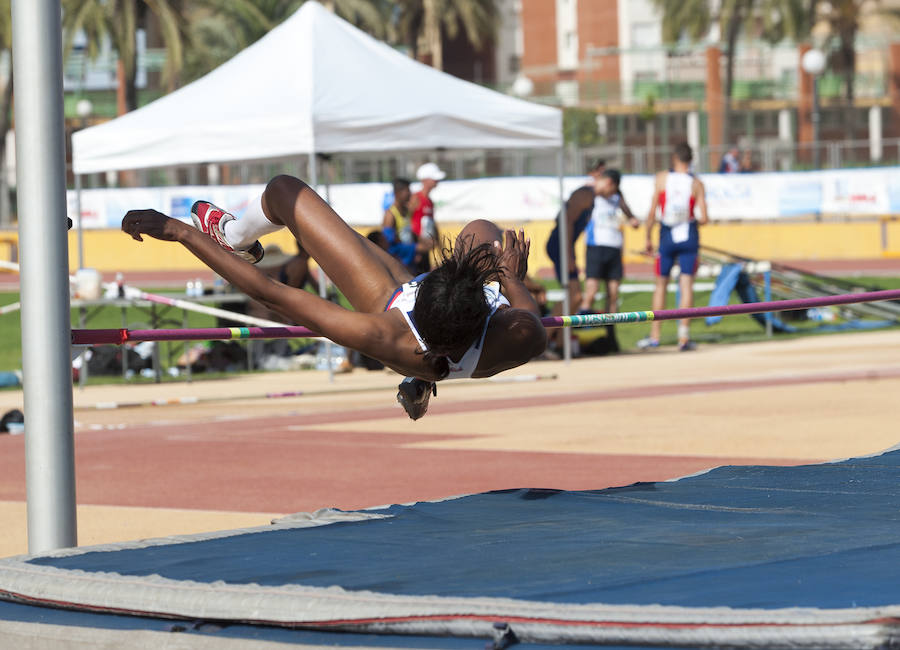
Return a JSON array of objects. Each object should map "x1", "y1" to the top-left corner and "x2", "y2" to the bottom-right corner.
[
  {"x1": 0, "y1": 288, "x2": 221, "y2": 373},
  {"x1": 546, "y1": 275, "x2": 900, "y2": 353}
]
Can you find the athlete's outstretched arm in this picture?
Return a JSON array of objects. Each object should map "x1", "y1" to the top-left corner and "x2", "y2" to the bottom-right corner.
[
  {"x1": 472, "y1": 228, "x2": 547, "y2": 375},
  {"x1": 563, "y1": 187, "x2": 593, "y2": 269},
  {"x1": 121, "y1": 210, "x2": 397, "y2": 359},
  {"x1": 645, "y1": 172, "x2": 664, "y2": 252},
  {"x1": 474, "y1": 308, "x2": 546, "y2": 377},
  {"x1": 495, "y1": 229, "x2": 542, "y2": 317},
  {"x1": 619, "y1": 196, "x2": 640, "y2": 228},
  {"x1": 693, "y1": 179, "x2": 710, "y2": 225}
]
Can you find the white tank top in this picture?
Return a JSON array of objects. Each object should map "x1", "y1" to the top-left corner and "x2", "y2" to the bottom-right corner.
[
  {"x1": 661, "y1": 172, "x2": 695, "y2": 227},
  {"x1": 386, "y1": 278, "x2": 510, "y2": 380},
  {"x1": 585, "y1": 193, "x2": 623, "y2": 248}
]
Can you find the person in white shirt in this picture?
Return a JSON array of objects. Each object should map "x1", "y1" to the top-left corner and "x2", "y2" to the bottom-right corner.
[
  {"x1": 639, "y1": 142, "x2": 710, "y2": 352},
  {"x1": 578, "y1": 169, "x2": 639, "y2": 352}
]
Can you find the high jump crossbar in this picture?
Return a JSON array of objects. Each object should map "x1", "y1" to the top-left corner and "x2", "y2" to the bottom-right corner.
[{"x1": 71, "y1": 288, "x2": 900, "y2": 346}]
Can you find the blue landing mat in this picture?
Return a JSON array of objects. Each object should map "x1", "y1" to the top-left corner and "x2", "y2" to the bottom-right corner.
[
  {"x1": 2, "y1": 448, "x2": 900, "y2": 647},
  {"x1": 25, "y1": 450, "x2": 900, "y2": 609}
]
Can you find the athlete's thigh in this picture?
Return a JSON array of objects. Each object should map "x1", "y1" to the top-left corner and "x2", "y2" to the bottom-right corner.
[
  {"x1": 264, "y1": 176, "x2": 413, "y2": 312},
  {"x1": 584, "y1": 245, "x2": 603, "y2": 280},
  {"x1": 676, "y1": 247, "x2": 699, "y2": 276},
  {"x1": 602, "y1": 247, "x2": 624, "y2": 280},
  {"x1": 656, "y1": 247, "x2": 676, "y2": 277},
  {"x1": 455, "y1": 219, "x2": 504, "y2": 251}
]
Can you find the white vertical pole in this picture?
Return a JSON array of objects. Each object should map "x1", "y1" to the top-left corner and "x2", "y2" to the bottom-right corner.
[
  {"x1": 777, "y1": 108, "x2": 792, "y2": 141},
  {"x1": 686, "y1": 112, "x2": 700, "y2": 160},
  {"x1": 74, "y1": 174, "x2": 84, "y2": 269},
  {"x1": 811, "y1": 76, "x2": 821, "y2": 169},
  {"x1": 309, "y1": 151, "x2": 334, "y2": 382},
  {"x1": 869, "y1": 106, "x2": 882, "y2": 163},
  {"x1": 556, "y1": 147, "x2": 571, "y2": 363},
  {"x1": 12, "y1": 0, "x2": 77, "y2": 554}
]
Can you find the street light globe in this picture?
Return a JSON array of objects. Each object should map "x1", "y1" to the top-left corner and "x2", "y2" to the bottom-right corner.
[
  {"x1": 511, "y1": 74, "x2": 534, "y2": 97},
  {"x1": 801, "y1": 49, "x2": 826, "y2": 76},
  {"x1": 75, "y1": 98, "x2": 93, "y2": 119}
]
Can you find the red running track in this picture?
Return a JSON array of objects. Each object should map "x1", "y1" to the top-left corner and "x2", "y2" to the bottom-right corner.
[{"x1": 0, "y1": 410, "x2": 812, "y2": 514}]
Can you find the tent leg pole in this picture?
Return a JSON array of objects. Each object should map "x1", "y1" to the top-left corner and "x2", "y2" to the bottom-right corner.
[
  {"x1": 309, "y1": 151, "x2": 334, "y2": 383},
  {"x1": 557, "y1": 148, "x2": 571, "y2": 364},
  {"x1": 12, "y1": 0, "x2": 78, "y2": 554},
  {"x1": 75, "y1": 173, "x2": 84, "y2": 270}
]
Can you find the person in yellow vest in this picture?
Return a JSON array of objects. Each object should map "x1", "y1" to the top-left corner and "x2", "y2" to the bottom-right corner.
[{"x1": 382, "y1": 177, "x2": 429, "y2": 271}]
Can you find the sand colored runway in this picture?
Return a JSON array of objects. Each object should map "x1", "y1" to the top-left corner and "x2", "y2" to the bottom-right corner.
[{"x1": 0, "y1": 328, "x2": 897, "y2": 558}]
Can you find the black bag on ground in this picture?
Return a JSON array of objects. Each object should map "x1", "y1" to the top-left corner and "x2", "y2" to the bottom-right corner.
[{"x1": 0, "y1": 409, "x2": 24, "y2": 433}]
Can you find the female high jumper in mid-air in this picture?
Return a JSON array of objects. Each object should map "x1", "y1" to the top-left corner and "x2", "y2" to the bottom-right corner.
[{"x1": 121, "y1": 174, "x2": 547, "y2": 420}]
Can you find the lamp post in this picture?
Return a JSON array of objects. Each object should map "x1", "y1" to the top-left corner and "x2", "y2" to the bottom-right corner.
[
  {"x1": 74, "y1": 98, "x2": 92, "y2": 270},
  {"x1": 801, "y1": 48, "x2": 826, "y2": 169},
  {"x1": 511, "y1": 74, "x2": 534, "y2": 98}
]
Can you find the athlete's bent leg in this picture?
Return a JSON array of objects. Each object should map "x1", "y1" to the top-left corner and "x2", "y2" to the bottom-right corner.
[
  {"x1": 454, "y1": 219, "x2": 504, "y2": 250},
  {"x1": 581, "y1": 277, "x2": 599, "y2": 312},
  {"x1": 678, "y1": 273, "x2": 695, "y2": 345},
  {"x1": 604, "y1": 278, "x2": 621, "y2": 352},
  {"x1": 605, "y1": 279, "x2": 620, "y2": 313},
  {"x1": 649, "y1": 275, "x2": 667, "y2": 342},
  {"x1": 260, "y1": 175, "x2": 413, "y2": 313}
]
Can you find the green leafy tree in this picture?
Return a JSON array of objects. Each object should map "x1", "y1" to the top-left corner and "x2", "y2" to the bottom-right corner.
[
  {"x1": 758, "y1": 0, "x2": 900, "y2": 136},
  {"x1": 197, "y1": 0, "x2": 387, "y2": 46},
  {"x1": 62, "y1": 0, "x2": 189, "y2": 113},
  {"x1": 653, "y1": 0, "x2": 821, "y2": 146},
  {"x1": 810, "y1": 0, "x2": 900, "y2": 108},
  {"x1": 563, "y1": 108, "x2": 601, "y2": 148},
  {"x1": 183, "y1": 0, "x2": 390, "y2": 83},
  {"x1": 0, "y1": 0, "x2": 13, "y2": 225},
  {"x1": 391, "y1": 0, "x2": 498, "y2": 71},
  {"x1": 652, "y1": 0, "x2": 756, "y2": 147}
]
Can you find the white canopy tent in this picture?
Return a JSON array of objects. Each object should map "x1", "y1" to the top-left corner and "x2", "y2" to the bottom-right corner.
[
  {"x1": 71, "y1": 1, "x2": 561, "y2": 172},
  {"x1": 71, "y1": 0, "x2": 574, "y2": 360}
]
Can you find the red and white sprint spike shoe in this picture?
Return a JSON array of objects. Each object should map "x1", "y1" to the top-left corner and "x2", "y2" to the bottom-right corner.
[{"x1": 190, "y1": 200, "x2": 264, "y2": 264}]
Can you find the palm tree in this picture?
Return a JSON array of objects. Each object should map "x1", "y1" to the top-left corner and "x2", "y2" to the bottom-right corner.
[
  {"x1": 654, "y1": 0, "x2": 737, "y2": 145},
  {"x1": 652, "y1": 0, "x2": 807, "y2": 146},
  {"x1": 321, "y1": 0, "x2": 389, "y2": 37},
  {"x1": 759, "y1": 0, "x2": 899, "y2": 137},
  {"x1": 392, "y1": 0, "x2": 498, "y2": 71},
  {"x1": 810, "y1": 0, "x2": 900, "y2": 110},
  {"x1": 62, "y1": 0, "x2": 189, "y2": 114},
  {"x1": 0, "y1": 0, "x2": 13, "y2": 225},
  {"x1": 183, "y1": 0, "x2": 391, "y2": 83}
]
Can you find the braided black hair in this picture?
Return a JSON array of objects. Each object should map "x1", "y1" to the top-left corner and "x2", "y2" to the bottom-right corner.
[{"x1": 412, "y1": 235, "x2": 504, "y2": 380}]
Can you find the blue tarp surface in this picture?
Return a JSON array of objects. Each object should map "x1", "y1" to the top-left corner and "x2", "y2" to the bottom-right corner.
[{"x1": 27, "y1": 448, "x2": 900, "y2": 610}]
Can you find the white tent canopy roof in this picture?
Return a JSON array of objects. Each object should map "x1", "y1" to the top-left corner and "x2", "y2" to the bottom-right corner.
[{"x1": 72, "y1": 2, "x2": 561, "y2": 174}]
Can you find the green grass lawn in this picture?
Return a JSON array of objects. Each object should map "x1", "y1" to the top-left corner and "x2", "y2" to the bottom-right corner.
[
  {"x1": 557, "y1": 275, "x2": 900, "y2": 353},
  {"x1": 1, "y1": 276, "x2": 899, "y2": 383},
  {"x1": 0, "y1": 288, "x2": 221, "y2": 377}
]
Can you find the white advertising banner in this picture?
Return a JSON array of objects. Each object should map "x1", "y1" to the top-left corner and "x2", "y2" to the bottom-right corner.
[{"x1": 67, "y1": 166, "x2": 900, "y2": 230}]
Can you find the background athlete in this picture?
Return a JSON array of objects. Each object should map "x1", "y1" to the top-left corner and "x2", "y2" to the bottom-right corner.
[
  {"x1": 578, "y1": 168, "x2": 639, "y2": 352},
  {"x1": 544, "y1": 159, "x2": 606, "y2": 355},
  {"x1": 639, "y1": 142, "x2": 709, "y2": 352}
]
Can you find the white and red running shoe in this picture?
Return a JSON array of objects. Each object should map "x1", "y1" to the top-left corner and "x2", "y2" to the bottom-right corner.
[{"x1": 190, "y1": 200, "x2": 264, "y2": 264}]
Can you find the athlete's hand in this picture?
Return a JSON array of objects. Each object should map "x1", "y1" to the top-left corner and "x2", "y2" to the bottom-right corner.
[
  {"x1": 122, "y1": 210, "x2": 183, "y2": 243},
  {"x1": 495, "y1": 229, "x2": 530, "y2": 280}
]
